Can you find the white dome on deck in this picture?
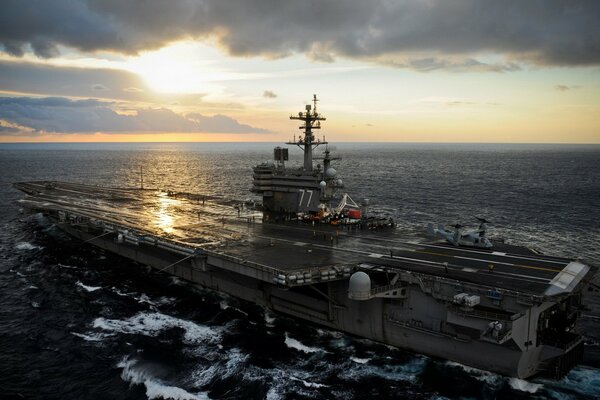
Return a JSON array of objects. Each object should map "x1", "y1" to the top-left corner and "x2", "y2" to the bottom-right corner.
[{"x1": 348, "y1": 271, "x2": 371, "y2": 300}]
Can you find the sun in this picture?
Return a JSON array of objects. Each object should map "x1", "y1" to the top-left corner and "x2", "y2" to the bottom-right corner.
[{"x1": 126, "y1": 42, "x2": 228, "y2": 94}]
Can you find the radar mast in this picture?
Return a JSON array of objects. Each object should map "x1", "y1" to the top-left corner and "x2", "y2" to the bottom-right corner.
[{"x1": 287, "y1": 94, "x2": 327, "y2": 171}]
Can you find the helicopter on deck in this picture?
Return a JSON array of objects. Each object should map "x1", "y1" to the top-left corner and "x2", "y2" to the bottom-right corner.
[{"x1": 427, "y1": 217, "x2": 493, "y2": 249}]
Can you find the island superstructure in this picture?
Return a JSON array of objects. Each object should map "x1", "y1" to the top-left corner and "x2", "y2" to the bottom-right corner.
[{"x1": 13, "y1": 96, "x2": 595, "y2": 379}]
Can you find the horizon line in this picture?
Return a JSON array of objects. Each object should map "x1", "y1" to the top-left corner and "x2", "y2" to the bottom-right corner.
[{"x1": 1, "y1": 141, "x2": 600, "y2": 145}]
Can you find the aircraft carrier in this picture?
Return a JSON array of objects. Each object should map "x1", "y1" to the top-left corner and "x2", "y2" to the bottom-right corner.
[{"x1": 13, "y1": 96, "x2": 595, "y2": 379}]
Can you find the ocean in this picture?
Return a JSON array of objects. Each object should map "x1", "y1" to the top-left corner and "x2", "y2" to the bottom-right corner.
[{"x1": 0, "y1": 142, "x2": 599, "y2": 400}]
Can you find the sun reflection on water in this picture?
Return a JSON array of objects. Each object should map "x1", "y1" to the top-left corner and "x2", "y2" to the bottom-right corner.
[{"x1": 155, "y1": 193, "x2": 179, "y2": 234}]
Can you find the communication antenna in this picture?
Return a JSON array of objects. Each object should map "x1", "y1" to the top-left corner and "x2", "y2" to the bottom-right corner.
[{"x1": 287, "y1": 94, "x2": 327, "y2": 171}]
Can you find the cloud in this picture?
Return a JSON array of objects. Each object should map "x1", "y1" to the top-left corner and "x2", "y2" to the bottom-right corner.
[
  {"x1": 263, "y1": 90, "x2": 277, "y2": 98},
  {"x1": 1, "y1": 1, "x2": 600, "y2": 70},
  {"x1": 0, "y1": 120, "x2": 20, "y2": 133},
  {"x1": 381, "y1": 57, "x2": 521, "y2": 73},
  {"x1": 0, "y1": 96, "x2": 270, "y2": 135},
  {"x1": 0, "y1": 60, "x2": 149, "y2": 101},
  {"x1": 0, "y1": 60, "x2": 248, "y2": 109},
  {"x1": 555, "y1": 84, "x2": 580, "y2": 92},
  {"x1": 123, "y1": 86, "x2": 144, "y2": 93}
]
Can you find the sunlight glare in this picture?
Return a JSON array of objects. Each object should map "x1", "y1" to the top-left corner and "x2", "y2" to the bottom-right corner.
[
  {"x1": 155, "y1": 194, "x2": 178, "y2": 234},
  {"x1": 127, "y1": 42, "x2": 247, "y2": 94}
]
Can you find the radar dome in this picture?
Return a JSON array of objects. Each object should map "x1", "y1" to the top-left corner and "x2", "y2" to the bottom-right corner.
[
  {"x1": 348, "y1": 271, "x2": 371, "y2": 300},
  {"x1": 325, "y1": 168, "x2": 337, "y2": 178},
  {"x1": 319, "y1": 181, "x2": 327, "y2": 189},
  {"x1": 336, "y1": 179, "x2": 343, "y2": 186}
]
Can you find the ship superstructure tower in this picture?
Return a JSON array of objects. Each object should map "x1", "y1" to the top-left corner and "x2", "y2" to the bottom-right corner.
[
  {"x1": 251, "y1": 95, "x2": 343, "y2": 219},
  {"x1": 288, "y1": 95, "x2": 327, "y2": 172}
]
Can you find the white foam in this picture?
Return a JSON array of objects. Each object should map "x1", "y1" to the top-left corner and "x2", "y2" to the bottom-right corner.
[
  {"x1": 264, "y1": 310, "x2": 276, "y2": 326},
  {"x1": 192, "y1": 348, "x2": 249, "y2": 387},
  {"x1": 445, "y1": 361, "x2": 502, "y2": 386},
  {"x1": 119, "y1": 358, "x2": 209, "y2": 400},
  {"x1": 315, "y1": 328, "x2": 343, "y2": 339},
  {"x1": 290, "y1": 376, "x2": 328, "y2": 388},
  {"x1": 219, "y1": 301, "x2": 248, "y2": 316},
  {"x1": 112, "y1": 287, "x2": 131, "y2": 297},
  {"x1": 137, "y1": 294, "x2": 155, "y2": 305},
  {"x1": 509, "y1": 378, "x2": 542, "y2": 393},
  {"x1": 350, "y1": 357, "x2": 370, "y2": 364},
  {"x1": 58, "y1": 264, "x2": 78, "y2": 269},
  {"x1": 15, "y1": 242, "x2": 41, "y2": 250},
  {"x1": 93, "y1": 312, "x2": 221, "y2": 344},
  {"x1": 76, "y1": 281, "x2": 102, "y2": 292},
  {"x1": 71, "y1": 331, "x2": 113, "y2": 342},
  {"x1": 284, "y1": 333, "x2": 326, "y2": 354},
  {"x1": 111, "y1": 288, "x2": 175, "y2": 306},
  {"x1": 341, "y1": 356, "x2": 426, "y2": 383}
]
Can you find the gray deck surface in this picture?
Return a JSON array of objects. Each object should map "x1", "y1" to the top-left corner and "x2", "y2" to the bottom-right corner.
[{"x1": 15, "y1": 181, "x2": 577, "y2": 295}]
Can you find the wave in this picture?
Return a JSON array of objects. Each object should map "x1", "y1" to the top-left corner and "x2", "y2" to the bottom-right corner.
[
  {"x1": 543, "y1": 366, "x2": 600, "y2": 398},
  {"x1": 119, "y1": 357, "x2": 210, "y2": 400},
  {"x1": 57, "y1": 264, "x2": 79, "y2": 269},
  {"x1": 284, "y1": 333, "x2": 327, "y2": 354},
  {"x1": 192, "y1": 347, "x2": 249, "y2": 387},
  {"x1": 219, "y1": 300, "x2": 248, "y2": 316},
  {"x1": 509, "y1": 378, "x2": 542, "y2": 393},
  {"x1": 15, "y1": 241, "x2": 41, "y2": 251},
  {"x1": 263, "y1": 309, "x2": 276, "y2": 326},
  {"x1": 76, "y1": 281, "x2": 102, "y2": 292},
  {"x1": 289, "y1": 375, "x2": 328, "y2": 388},
  {"x1": 110, "y1": 287, "x2": 176, "y2": 307},
  {"x1": 444, "y1": 360, "x2": 503, "y2": 386},
  {"x1": 93, "y1": 312, "x2": 221, "y2": 344},
  {"x1": 340, "y1": 356, "x2": 427, "y2": 383},
  {"x1": 70, "y1": 331, "x2": 114, "y2": 342}
]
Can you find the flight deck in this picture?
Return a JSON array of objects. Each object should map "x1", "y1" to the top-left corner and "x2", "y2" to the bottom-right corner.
[{"x1": 15, "y1": 181, "x2": 589, "y2": 298}]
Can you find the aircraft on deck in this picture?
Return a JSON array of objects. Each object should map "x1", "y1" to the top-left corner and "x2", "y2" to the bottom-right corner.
[{"x1": 428, "y1": 217, "x2": 493, "y2": 249}]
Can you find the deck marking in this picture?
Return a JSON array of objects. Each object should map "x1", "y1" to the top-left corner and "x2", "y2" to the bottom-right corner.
[
  {"x1": 419, "y1": 243, "x2": 568, "y2": 265},
  {"x1": 413, "y1": 249, "x2": 561, "y2": 275},
  {"x1": 396, "y1": 240, "x2": 569, "y2": 265},
  {"x1": 456, "y1": 256, "x2": 561, "y2": 273}
]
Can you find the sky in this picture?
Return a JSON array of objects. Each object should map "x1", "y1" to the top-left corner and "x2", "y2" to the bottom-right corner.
[{"x1": 0, "y1": 1, "x2": 599, "y2": 143}]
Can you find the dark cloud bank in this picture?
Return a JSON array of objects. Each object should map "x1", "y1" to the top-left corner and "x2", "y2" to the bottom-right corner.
[
  {"x1": 0, "y1": 96, "x2": 269, "y2": 135},
  {"x1": 1, "y1": 1, "x2": 600, "y2": 70}
]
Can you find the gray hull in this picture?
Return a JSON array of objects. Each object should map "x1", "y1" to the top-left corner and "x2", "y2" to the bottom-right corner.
[{"x1": 60, "y1": 222, "x2": 584, "y2": 379}]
